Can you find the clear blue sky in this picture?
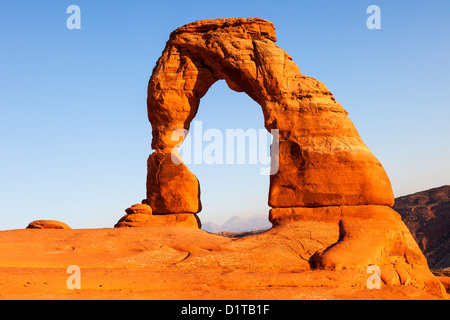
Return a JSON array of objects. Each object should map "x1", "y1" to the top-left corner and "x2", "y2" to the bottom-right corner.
[{"x1": 1, "y1": 0, "x2": 449, "y2": 229}]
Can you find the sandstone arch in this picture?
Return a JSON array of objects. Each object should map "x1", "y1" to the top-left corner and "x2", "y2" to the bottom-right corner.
[
  {"x1": 145, "y1": 17, "x2": 394, "y2": 215},
  {"x1": 116, "y1": 19, "x2": 444, "y2": 293}
]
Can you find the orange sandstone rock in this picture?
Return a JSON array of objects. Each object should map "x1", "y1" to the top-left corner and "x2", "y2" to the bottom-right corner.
[
  {"x1": 309, "y1": 206, "x2": 427, "y2": 270},
  {"x1": 115, "y1": 203, "x2": 201, "y2": 228},
  {"x1": 125, "y1": 203, "x2": 153, "y2": 215},
  {"x1": 145, "y1": 150, "x2": 201, "y2": 214},
  {"x1": 144, "y1": 17, "x2": 394, "y2": 211},
  {"x1": 269, "y1": 205, "x2": 428, "y2": 269},
  {"x1": 114, "y1": 213, "x2": 201, "y2": 228},
  {"x1": 26, "y1": 220, "x2": 71, "y2": 229}
]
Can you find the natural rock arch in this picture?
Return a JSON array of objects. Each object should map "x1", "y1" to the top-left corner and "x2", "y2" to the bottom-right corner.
[
  {"x1": 115, "y1": 19, "x2": 443, "y2": 291},
  {"x1": 144, "y1": 17, "x2": 394, "y2": 215}
]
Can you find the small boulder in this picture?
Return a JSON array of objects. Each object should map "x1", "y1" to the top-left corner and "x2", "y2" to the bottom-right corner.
[
  {"x1": 26, "y1": 220, "x2": 71, "y2": 229},
  {"x1": 125, "y1": 203, "x2": 153, "y2": 215}
]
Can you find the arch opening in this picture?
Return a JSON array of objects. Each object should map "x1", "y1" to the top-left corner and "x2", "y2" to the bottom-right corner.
[{"x1": 178, "y1": 80, "x2": 272, "y2": 232}]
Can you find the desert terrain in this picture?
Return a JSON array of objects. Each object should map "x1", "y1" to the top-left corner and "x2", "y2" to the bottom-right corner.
[{"x1": 0, "y1": 224, "x2": 448, "y2": 300}]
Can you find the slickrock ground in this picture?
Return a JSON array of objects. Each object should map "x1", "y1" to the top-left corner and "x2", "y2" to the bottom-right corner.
[{"x1": 0, "y1": 225, "x2": 447, "y2": 300}]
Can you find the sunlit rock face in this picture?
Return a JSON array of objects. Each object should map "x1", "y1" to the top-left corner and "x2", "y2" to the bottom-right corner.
[{"x1": 145, "y1": 17, "x2": 394, "y2": 214}]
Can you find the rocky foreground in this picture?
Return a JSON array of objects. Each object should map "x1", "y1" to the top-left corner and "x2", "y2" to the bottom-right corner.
[{"x1": 0, "y1": 225, "x2": 447, "y2": 300}]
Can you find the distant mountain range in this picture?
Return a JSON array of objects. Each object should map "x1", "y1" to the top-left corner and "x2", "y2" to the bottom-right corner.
[
  {"x1": 202, "y1": 185, "x2": 449, "y2": 269},
  {"x1": 202, "y1": 215, "x2": 271, "y2": 233}
]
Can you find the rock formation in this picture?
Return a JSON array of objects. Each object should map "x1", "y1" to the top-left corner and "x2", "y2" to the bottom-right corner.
[
  {"x1": 115, "y1": 203, "x2": 201, "y2": 228},
  {"x1": 393, "y1": 185, "x2": 450, "y2": 268},
  {"x1": 145, "y1": 17, "x2": 394, "y2": 211},
  {"x1": 118, "y1": 18, "x2": 445, "y2": 294},
  {"x1": 26, "y1": 220, "x2": 71, "y2": 229}
]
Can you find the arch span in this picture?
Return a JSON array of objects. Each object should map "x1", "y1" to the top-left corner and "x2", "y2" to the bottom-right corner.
[{"x1": 144, "y1": 18, "x2": 394, "y2": 215}]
